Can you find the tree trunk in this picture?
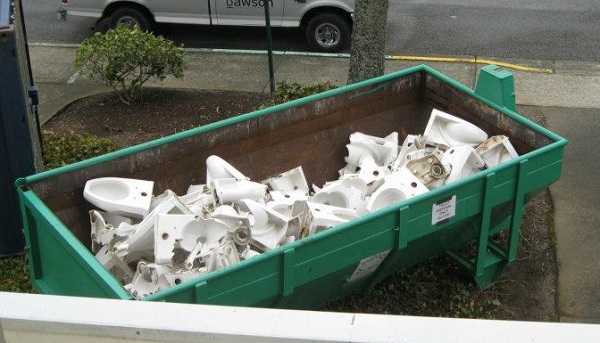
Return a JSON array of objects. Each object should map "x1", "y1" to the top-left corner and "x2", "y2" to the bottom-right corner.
[{"x1": 347, "y1": 0, "x2": 389, "y2": 84}]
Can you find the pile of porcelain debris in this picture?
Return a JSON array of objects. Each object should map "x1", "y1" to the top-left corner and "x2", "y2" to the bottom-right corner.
[{"x1": 84, "y1": 109, "x2": 519, "y2": 299}]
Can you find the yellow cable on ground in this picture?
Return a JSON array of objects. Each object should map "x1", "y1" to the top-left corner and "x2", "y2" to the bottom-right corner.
[{"x1": 387, "y1": 55, "x2": 554, "y2": 74}]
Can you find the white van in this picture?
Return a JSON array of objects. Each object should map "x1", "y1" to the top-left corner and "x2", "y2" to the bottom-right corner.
[{"x1": 59, "y1": 0, "x2": 355, "y2": 52}]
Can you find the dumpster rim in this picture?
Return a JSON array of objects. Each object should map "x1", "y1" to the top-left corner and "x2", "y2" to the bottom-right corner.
[{"x1": 18, "y1": 64, "x2": 566, "y2": 186}]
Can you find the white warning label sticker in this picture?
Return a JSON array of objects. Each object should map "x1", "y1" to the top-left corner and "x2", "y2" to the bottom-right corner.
[
  {"x1": 348, "y1": 250, "x2": 391, "y2": 283},
  {"x1": 432, "y1": 195, "x2": 457, "y2": 225}
]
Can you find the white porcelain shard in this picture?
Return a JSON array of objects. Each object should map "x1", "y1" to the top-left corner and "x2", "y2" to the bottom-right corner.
[
  {"x1": 405, "y1": 147, "x2": 436, "y2": 162},
  {"x1": 210, "y1": 205, "x2": 252, "y2": 245},
  {"x1": 343, "y1": 144, "x2": 369, "y2": 174},
  {"x1": 267, "y1": 191, "x2": 309, "y2": 218},
  {"x1": 278, "y1": 236, "x2": 296, "y2": 246},
  {"x1": 269, "y1": 190, "x2": 309, "y2": 204},
  {"x1": 211, "y1": 205, "x2": 250, "y2": 229},
  {"x1": 262, "y1": 166, "x2": 310, "y2": 195},
  {"x1": 127, "y1": 262, "x2": 170, "y2": 299},
  {"x1": 344, "y1": 132, "x2": 399, "y2": 173},
  {"x1": 91, "y1": 210, "x2": 133, "y2": 230},
  {"x1": 354, "y1": 155, "x2": 389, "y2": 195},
  {"x1": 391, "y1": 134, "x2": 426, "y2": 171},
  {"x1": 154, "y1": 213, "x2": 193, "y2": 264},
  {"x1": 264, "y1": 196, "x2": 308, "y2": 239},
  {"x1": 149, "y1": 190, "x2": 174, "y2": 212},
  {"x1": 241, "y1": 248, "x2": 261, "y2": 260},
  {"x1": 181, "y1": 216, "x2": 228, "y2": 255},
  {"x1": 156, "y1": 269, "x2": 205, "y2": 290},
  {"x1": 186, "y1": 184, "x2": 206, "y2": 194},
  {"x1": 353, "y1": 131, "x2": 399, "y2": 165},
  {"x1": 305, "y1": 201, "x2": 358, "y2": 235},
  {"x1": 332, "y1": 174, "x2": 368, "y2": 196},
  {"x1": 183, "y1": 239, "x2": 205, "y2": 270},
  {"x1": 89, "y1": 210, "x2": 137, "y2": 253},
  {"x1": 367, "y1": 167, "x2": 429, "y2": 213},
  {"x1": 95, "y1": 245, "x2": 135, "y2": 284},
  {"x1": 206, "y1": 155, "x2": 248, "y2": 183},
  {"x1": 423, "y1": 109, "x2": 489, "y2": 148},
  {"x1": 115, "y1": 221, "x2": 136, "y2": 238},
  {"x1": 476, "y1": 135, "x2": 519, "y2": 168},
  {"x1": 207, "y1": 239, "x2": 240, "y2": 272},
  {"x1": 281, "y1": 215, "x2": 302, "y2": 240},
  {"x1": 179, "y1": 188, "x2": 209, "y2": 205},
  {"x1": 241, "y1": 199, "x2": 288, "y2": 251},
  {"x1": 83, "y1": 177, "x2": 154, "y2": 218},
  {"x1": 89, "y1": 210, "x2": 116, "y2": 251},
  {"x1": 113, "y1": 191, "x2": 192, "y2": 261},
  {"x1": 181, "y1": 190, "x2": 216, "y2": 216},
  {"x1": 312, "y1": 180, "x2": 365, "y2": 212},
  {"x1": 340, "y1": 132, "x2": 398, "y2": 176},
  {"x1": 405, "y1": 147, "x2": 451, "y2": 189},
  {"x1": 442, "y1": 145, "x2": 486, "y2": 184},
  {"x1": 212, "y1": 178, "x2": 268, "y2": 206}
]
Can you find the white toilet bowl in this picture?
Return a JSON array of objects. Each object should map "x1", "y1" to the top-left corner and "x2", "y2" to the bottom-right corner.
[{"x1": 84, "y1": 177, "x2": 154, "y2": 218}]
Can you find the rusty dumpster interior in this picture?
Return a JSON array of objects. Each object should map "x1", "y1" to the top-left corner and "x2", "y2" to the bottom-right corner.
[{"x1": 27, "y1": 71, "x2": 555, "y2": 248}]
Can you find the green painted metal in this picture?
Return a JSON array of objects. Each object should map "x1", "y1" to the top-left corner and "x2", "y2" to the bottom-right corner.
[
  {"x1": 18, "y1": 189, "x2": 131, "y2": 299},
  {"x1": 16, "y1": 64, "x2": 567, "y2": 309},
  {"x1": 475, "y1": 64, "x2": 517, "y2": 111}
]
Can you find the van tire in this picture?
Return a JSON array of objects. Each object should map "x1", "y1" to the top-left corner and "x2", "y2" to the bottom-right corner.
[
  {"x1": 306, "y1": 13, "x2": 350, "y2": 53},
  {"x1": 111, "y1": 7, "x2": 152, "y2": 31},
  {"x1": 94, "y1": 16, "x2": 111, "y2": 33}
]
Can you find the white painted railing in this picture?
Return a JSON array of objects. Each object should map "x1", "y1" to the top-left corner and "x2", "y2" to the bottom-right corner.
[{"x1": 0, "y1": 292, "x2": 598, "y2": 343}]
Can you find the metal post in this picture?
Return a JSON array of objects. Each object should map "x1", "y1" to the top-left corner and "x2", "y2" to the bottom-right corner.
[{"x1": 263, "y1": 0, "x2": 275, "y2": 94}]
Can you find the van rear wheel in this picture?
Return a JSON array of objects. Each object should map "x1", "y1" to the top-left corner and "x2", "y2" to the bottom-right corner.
[
  {"x1": 111, "y1": 7, "x2": 151, "y2": 31},
  {"x1": 306, "y1": 13, "x2": 350, "y2": 53}
]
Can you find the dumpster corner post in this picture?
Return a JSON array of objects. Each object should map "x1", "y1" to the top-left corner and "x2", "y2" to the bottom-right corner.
[{"x1": 474, "y1": 64, "x2": 517, "y2": 112}]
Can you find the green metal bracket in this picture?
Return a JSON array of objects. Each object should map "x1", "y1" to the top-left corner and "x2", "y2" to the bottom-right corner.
[
  {"x1": 475, "y1": 65, "x2": 517, "y2": 112},
  {"x1": 282, "y1": 248, "x2": 295, "y2": 297},
  {"x1": 507, "y1": 159, "x2": 529, "y2": 261},
  {"x1": 363, "y1": 206, "x2": 410, "y2": 290},
  {"x1": 446, "y1": 172, "x2": 512, "y2": 288},
  {"x1": 194, "y1": 280, "x2": 209, "y2": 303}
]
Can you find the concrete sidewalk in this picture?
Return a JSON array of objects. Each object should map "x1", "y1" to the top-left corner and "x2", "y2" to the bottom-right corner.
[{"x1": 29, "y1": 44, "x2": 600, "y2": 323}]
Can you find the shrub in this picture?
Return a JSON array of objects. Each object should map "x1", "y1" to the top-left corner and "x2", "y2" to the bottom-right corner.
[
  {"x1": 75, "y1": 25, "x2": 185, "y2": 105},
  {"x1": 0, "y1": 255, "x2": 34, "y2": 293},
  {"x1": 261, "y1": 81, "x2": 337, "y2": 108},
  {"x1": 42, "y1": 131, "x2": 117, "y2": 169}
]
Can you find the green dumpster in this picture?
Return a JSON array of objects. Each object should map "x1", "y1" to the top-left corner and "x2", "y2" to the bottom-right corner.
[{"x1": 16, "y1": 65, "x2": 567, "y2": 309}]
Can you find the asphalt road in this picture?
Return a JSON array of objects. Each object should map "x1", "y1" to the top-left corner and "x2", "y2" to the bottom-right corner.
[
  {"x1": 388, "y1": 0, "x2": 600, "y2": 61},
  {"x1": 22, "y1": 0, "x2": 600, "y2": 61}
]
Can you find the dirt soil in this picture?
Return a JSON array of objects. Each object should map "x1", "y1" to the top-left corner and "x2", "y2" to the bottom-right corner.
[
  {"x1": 45, "y1": 88, "x2": 271, "y2": 148},
  {"x1": 43, "y1": 88, "x2": 558, "y2": 321}
]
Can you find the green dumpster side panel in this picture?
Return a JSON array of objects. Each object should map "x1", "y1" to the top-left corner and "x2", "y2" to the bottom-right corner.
[
  {"x1": 18, "y1": 189, "x2": 131, "y2": 299},
  {"x1": 17, "y1": 64, "x2": 567, "y2": 309}
]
